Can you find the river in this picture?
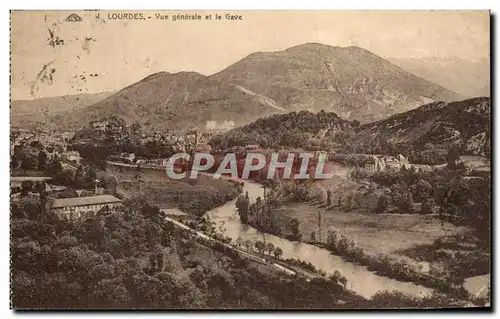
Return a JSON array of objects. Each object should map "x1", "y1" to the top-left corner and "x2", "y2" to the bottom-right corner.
[
  {"x1": 106, "y1": 161, "x2": 434, "y2": 299},
  {"x1": 204, "y1": 180, "x2": 433, "y2": 299}
]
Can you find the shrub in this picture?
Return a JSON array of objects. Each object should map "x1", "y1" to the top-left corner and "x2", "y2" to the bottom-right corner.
[{"x1": 375, "y1": 194, "x2": 391, "y2": 214}]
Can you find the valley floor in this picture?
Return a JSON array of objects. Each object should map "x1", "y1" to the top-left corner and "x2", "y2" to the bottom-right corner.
[
  {"x1": 262, "y1": 161, "x2": 490, "y2": 300},
  {"x1": 276, "y1": 202, "x2": 468, "y2": 257}
]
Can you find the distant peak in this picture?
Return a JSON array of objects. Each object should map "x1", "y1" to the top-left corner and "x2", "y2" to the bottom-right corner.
[
  {"x1": 140, "y1": 71, "x2": 205, "y2": 83},
  {"x1": 284, "y1": 43, "x2": 374, "y2": 56},
  {"x1": 286, "y1": 42, "x2": 340, "y2": 52},
  {"x1": 140, "y1": 72, "x2": 171, "y2": 82},
  {"x1": 344, "y1": 45, "x2": 368, "y2": 52},
  {"x1": 174, "y1": 71, "x2": 206, "y2": 77}
]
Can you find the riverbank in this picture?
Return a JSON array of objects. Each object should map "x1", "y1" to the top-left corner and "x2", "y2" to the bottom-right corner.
[
  {"x1": 169, "y1": 212, "x2": 368, "y2": 304},
  {"x1": 253, "y1": 200, "x2": 489, "y2": 300},
  {"x1": 204, "y1": 181, "x2": 440, "y2": 299}
]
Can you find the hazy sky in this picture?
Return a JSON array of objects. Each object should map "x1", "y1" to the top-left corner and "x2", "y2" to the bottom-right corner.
[{"x1": 11, "y1": 10, "x2": 490, "y2": 100}]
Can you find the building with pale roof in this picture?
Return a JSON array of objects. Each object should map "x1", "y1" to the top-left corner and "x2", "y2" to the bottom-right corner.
[{"x1": 50, "y1": 194, "x2": 122, "y2": 222}]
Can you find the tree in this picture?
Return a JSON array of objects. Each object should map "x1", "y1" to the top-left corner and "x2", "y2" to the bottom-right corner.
[
  {"x1": 47, "y1": 160, "x2": 63, "y2": 177},
  {"x1": 55, "y1": 169, "x2": 74, "y2": 186},
  {"x1": 332, "y1": 181, "x2": 352, "y2": 207},
  {"x1": 265, "y1": 242, "x2": 275, "y2": 255},
  {"x1": 244, "y1": 240, "x2": 253, "y2": 252},
  {"x1": 20, "y1": 180, "x2": 33, "y2": 197},
  {"x1": 410, "y1": 179, "x2": 432, "y2": 202},
  {"x1": 235, "y1": 237, "x2": 244, "y2": 248},
  {"x1": 310, "y1": 231, "x2": 316, "y2": 242},
  {"x1": 74, "y1": 165, "x2": 89, "y2": 188},
  {"x1": 391, "y1": 185, "x2": 414, "y2": 213},
  {"x1": 30, "y1": 140, "x2": 43, "y2": 149},
  {"x1": 36, "y1": 183, "x2": 48, "y2": 216},
  {"x1": 339, "y1": 275, "x2": 348, "y2": 288},
  {"x1": 273, "y1": 247, "x2": 283, "y2": 259},
  {"x1": 329, "y1": 270, "x2": 342, "y2": 283},
  {"x1": 326, "y1": 227, "x2": 339, "y2": 249},
  {"x1": 326, "y1": 189, "x2": 332, "y2": 206},
  {"x1": 447, "y1": 146, "x2": 461, "y2": 169},
  {"x1": 289, "y1": 218, "x2": 301, "y2": 240},
  {"x1": 421, "y1": 197, "x2": 435, "y2": 215},
  {"x1": 91, "y1": 278, "x2": 131, "y2": 308},
  {"x1": 138, "y1": 200, "x2": 165, "y2": 224},
  {"x1": 440, "y1": 177, "x2": 471, "y2": 224},
  {"x1": 10, "y1": 156, "x2": 19, "y2": 170},
  {"x1": 337, "y1": 235, "x2": 350, "y2": 254},
  {"x1": 87, "y1": 167, "x2": 98, "y2": 182},
  {"x1": 254, "y1": 241, "x2": 265, "y2": 254},
  {"x1": 129, "y1": 122, "x2": 142, "y2": 137},
  {"x1": 375, "y1": 194, "x2": 391, "y2": 214},
  {"x1": 37, "y1": 151, "x2": 48, "y2": 170},
  {"x1": 19, "y1": 149, "x2": 38, "y2": 170},
  {"x1": 103, "y1": 175, "x2": 118, "y2": 195},
  {"x1": 235, "y1": 195, "x2": 250, "y2": 224}
]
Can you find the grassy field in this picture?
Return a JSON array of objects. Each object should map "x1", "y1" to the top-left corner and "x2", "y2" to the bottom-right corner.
[
  {"x1": 276, "y1": 202, "x2": 469, "y2": 257},
  {"x1": 267, "y1": 161, "x2": 489, "y2": 297},
  {"x1": 117, "y1": 174, "x2": 241, "y2": 216}
]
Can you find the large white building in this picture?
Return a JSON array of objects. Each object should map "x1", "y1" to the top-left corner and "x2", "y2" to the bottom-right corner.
[{"x1": 50, "y1": 194, "x2": 122, "y2": 222}]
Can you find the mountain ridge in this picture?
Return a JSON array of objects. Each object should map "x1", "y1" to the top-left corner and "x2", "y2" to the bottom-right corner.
[
  {"x1": 210, "y1": 97, "x2": 490, "y2": 166},
  {"x1": 11, "y1": 92, "x2": 113, "y2": 129},
  {"x1": 14, "y1": 43, "x2": 463, "y2": 132},
  {"x1": 388, "y1": 56, "x2": 489, "y2": 98},
  {"x1": 348, "y1": 97, "x2": 491, "y2": 163}
]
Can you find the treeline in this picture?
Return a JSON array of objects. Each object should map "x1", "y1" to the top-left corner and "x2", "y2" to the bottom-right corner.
[
  {"x1": 370, "y1": 166, "x2": 490, "y2": 239},
  {"x1": 236, "y1": 184, "x2": 308, "y2": 241}
]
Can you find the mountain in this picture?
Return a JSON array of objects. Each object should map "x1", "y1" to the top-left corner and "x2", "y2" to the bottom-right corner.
[
  {"x1": 388, "y1": 57, "x2": 489, "y2": 98},
  {"x1": 348, "y1": 97, "x2": 491, "y2": 163},
  {"x1": 11, "y1": 92, "x2": 112, "y2": 130},
  {"x1": 211, "y1": 44, "x2": 460, "y2": 123},
  {"x1": 42, "y1": 43, "x2": 462, "y2": 132},
  {"x1": 63, "y1": 71, "x2": 281, "y2": 132}
]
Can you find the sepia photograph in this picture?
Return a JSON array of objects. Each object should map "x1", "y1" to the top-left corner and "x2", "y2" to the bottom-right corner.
[{"x1": 9, "y1": 10, "x2": 491, "y2": 310}]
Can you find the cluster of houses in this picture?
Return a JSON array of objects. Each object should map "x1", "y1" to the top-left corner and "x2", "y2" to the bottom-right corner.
[
  {"x1": 205, "y1": 120, "x2": 235, "y2": 132},
  {"x1": 86, "y1": 119, "x2": 217, "y2": 157},
  {"x1": 364, "y1": 154, "x2": 432, "y2": 173},
  {"x1": 11, "y1": 127, "x2": 82, "y2": 171},
  {"x1": 11, "y1": 128, "x2": 73, "y2": 155}
]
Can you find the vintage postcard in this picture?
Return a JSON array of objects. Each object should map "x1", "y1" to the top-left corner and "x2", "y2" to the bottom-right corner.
[{"x1": 10, "y1": 10, "x2": 491, "y2": 310}]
